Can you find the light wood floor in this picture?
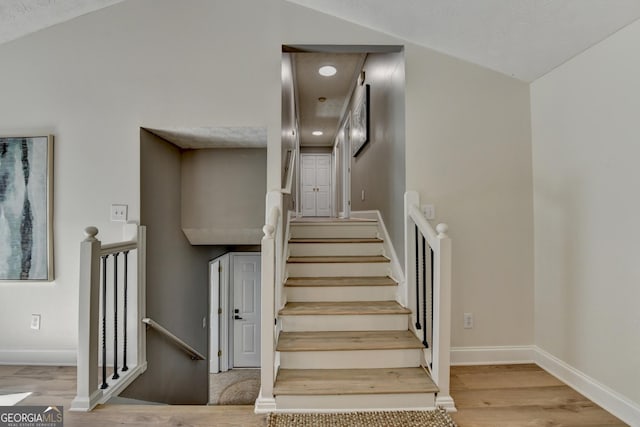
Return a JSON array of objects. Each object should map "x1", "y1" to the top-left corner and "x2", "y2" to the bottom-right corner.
[
  {"x1": 450, "y1": 364, "x2": 627, "y2": 426},
  {"x1": 0, "y1": 364, "x2": 627, "y2": 426}
]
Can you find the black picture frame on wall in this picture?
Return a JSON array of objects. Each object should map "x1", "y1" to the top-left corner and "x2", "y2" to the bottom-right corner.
[
  {"x1": 351, "y1": 84, "x2": 370, "y2": 157},
  {"x1": 0, "y1": 135, "x2": 54, "y2": 281}
]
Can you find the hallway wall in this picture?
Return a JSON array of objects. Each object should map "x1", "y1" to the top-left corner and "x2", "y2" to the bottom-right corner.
[{"x1": 349, "y1": 51, "x2": 406, "y2": 264}]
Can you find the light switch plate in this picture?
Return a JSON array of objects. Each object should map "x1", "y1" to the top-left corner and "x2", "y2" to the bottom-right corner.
[
  {"x1": 422, "y1": 204, "x2": 435, "y2": 220},
  {"x1": 31, "y1": 314, "x2": 41, "y2": 330},
  {"x1": 111, "y1": 204, "x2": 128, "y2": 222}
]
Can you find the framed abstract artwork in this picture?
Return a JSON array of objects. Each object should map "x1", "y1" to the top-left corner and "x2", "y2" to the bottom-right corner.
[
  {"x1": 0, "y1": 135, "x2": 54, "y2": 281},
  {"x1": 351, "y1": 84, "x2": 370, "y2": 157}
]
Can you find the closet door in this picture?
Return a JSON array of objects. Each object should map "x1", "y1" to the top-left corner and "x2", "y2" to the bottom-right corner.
[{"x1": 301, "y1": 154, "x2": 331, "y2": 217}]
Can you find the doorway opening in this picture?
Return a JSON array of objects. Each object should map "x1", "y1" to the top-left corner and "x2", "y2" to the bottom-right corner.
[
  {"x1": 208, "y1": 252, "x2": 261, "y2": 405},
  {"x1": 282, "y1": 45, "x2": 406, "y2": 224}
]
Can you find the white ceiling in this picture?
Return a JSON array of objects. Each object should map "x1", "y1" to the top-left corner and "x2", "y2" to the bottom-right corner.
[
  {"x1": 286, "y1": 0, "x2": 640, "y2": 82},
  {"x1": 2, "y1": 1, "x2": 640, "y2": 81},
  {"x1": 293, "y1": 52, "x2": 365, "y2": 146},
  {"x1": 0, "y1": 0, "x2": 125, "y2": 45},
  {"x1": 147, "y1": 127, "x2": 267, "y2": 150}
]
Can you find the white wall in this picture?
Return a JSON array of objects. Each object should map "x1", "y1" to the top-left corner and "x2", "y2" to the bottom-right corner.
[
  {"x1": 405, "y1": 44, "x2": 534, "y2": 348},
  {"x1": 0, "y1": 0, "x2": 534, "y2": 364},
  {"x1": 0, "y1": 0, "x2": 281, "y2": 361},
  {"x1": 531, "y1": 19, "x2": 640, "y2": 409}
]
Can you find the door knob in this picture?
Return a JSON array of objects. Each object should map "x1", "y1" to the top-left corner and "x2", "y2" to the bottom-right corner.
[{"x1": 234, "y1": 315, "x2": 243, "y2": 320}]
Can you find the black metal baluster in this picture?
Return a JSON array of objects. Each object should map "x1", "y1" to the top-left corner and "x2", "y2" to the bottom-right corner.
[
  {"x1": 430, "y1": 246, "x2": 434, "y2": 349},
  {"x1": 414, "y1": 225, "x2": 421, "y2": 330},
  {"x1": 112, "y1": 252, "x2": 120, "y2": 380},
  {"x1": 100, "y1": 255, "x2": 109, "y2": 389},
  {"x1": 122, "y1": 250, "x2": 129, "y2": 372},
  {"x1": 422, "y1": 235, "x2": 428, "y2": 348}
]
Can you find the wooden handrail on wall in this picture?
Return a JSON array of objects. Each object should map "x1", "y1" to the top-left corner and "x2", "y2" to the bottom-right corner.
[{"x1": 142, "y1": 318, "x2": 205, "y2": 360}]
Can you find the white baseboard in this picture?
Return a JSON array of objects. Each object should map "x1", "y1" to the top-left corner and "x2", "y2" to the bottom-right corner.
[
  {"x1": 0, "y1": 349, "x2": 76, "y2": 366},
  {"x1": 534, "y1": 346, "x2": 640, "y2": 427},
  {"x1": 450, "y1": 345, "x2": 535, "y2": 365}
]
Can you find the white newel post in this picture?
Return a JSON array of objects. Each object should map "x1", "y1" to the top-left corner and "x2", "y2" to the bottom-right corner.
[
  {"x1": 71, "y1": 227, "x2": 102, "y2": 411},
  {"x1": 404, "y1": 191, "x2": 419, "y2": 329},
  {"x1": 433, "y1": 223, "x2": 456, "y2": 411},
  {"x1": 255, "y1": 191, "x2": 281, "y2": 413}
]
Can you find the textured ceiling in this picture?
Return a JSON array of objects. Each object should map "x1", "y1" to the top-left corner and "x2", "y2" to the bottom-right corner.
[
  {"x1": 2, "y1": 1, "x2": 640, "y2": 82},
  {"x1": 0, "y1": 0, "x2": 125, "y2": 45},
  {"x1": 147, "y1": 127, "x2": 267, "y2": 149},
  {"x1": 286, "y1": 0, "x2": 640, "y2": 82}
]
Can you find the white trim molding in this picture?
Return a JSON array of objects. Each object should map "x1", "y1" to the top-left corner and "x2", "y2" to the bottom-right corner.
[
  {"x1": 450, "y1": 345, "x2": 535, "y2": 365},
  {"x1": 0, "y1": 349, "x2": 76, "y2": 366},
  {"x1": 534, "y1": 347, "x2": 640, "y2": 426}
]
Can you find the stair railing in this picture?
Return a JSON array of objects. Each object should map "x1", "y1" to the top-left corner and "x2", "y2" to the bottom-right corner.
[
  {"x1": 256, "y1": 190, "x2": 282, "y2": 413},
  {"x1": 404, "y1": 191, "x2": 455, "y2": 411},
  {"x1": 71, "y1": 224, "x2": 147, "y2": 411},
  {"x1": 142, "y1": 318, "x2": 205, "y2": 360}
]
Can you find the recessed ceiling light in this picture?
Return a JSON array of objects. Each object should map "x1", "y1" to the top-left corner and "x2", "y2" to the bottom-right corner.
[
  {"x1": 312, "y1": 131, "x2": 323, "y2": 136},
  {"x1": 318, "y1": 97, "x2": 327, "y2": 102},
  {"x1": 318, "y1": 65, "x2": 337, "y2": 77}
]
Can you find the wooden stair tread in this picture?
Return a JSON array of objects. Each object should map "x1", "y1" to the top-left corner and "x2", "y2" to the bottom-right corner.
[
  {"x1": 285, "y1": 276, "x2": 397, "y2": 287},
  {"x1": 289, "y1": 237, "x2": 383, "y2": 244},
  {"x1": 274, "y1": 367, "x2": 438, "y2": 395},
  {"x1": 287, "y1": 255, "x2": 389, "y2": 264},
  {"x1": 277, "y1": 330, "x2": 423, "y2": 352},
  {"x1": 278, "y1": 301, "x2": 410, "y2": 316},
  {"x1": 291, "y1": 218, "x2": 376, "y2": 224}
]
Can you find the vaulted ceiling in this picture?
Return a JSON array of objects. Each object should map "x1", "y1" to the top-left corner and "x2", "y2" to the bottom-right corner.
[{"x1": 2, "y1": 0, "x2": 640, "y2": 82}]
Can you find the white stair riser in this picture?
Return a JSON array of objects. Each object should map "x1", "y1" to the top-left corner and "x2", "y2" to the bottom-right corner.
[
  {"x1": 286, "y1": 286, "x2": 396, "y2": 302},
  {"x1": 274, "y1": 393, "x2": 436, "y2": 411},
  {"x1": 289, "y1": 242, "x2": 383, "y2": 257},
  {"x1": 281, "y1": 314, "x2": 408, "y2": 332},
  {"x1": 287, "y1": 262, "x2": 389, "y2": 277},
  {"x1": 290, "y1": 224, "x2": 378, "y2": 239},
  {"x1": 279, "y1": 349, "x2": 422, "y2": 369}
]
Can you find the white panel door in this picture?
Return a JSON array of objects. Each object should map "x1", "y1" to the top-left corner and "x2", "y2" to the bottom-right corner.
[
  {"x1": 301, "y1": 155, "x2": 317, "y2": 216},
  {"x1": 232, "y1": 255, "x2": 261, "y2": 367},
  {"x1": 301, "y1": 154, "x2": 331, "y2": 217},
  {"x1": 315, "y1": 155, "x2": 331, "y2": 216}
]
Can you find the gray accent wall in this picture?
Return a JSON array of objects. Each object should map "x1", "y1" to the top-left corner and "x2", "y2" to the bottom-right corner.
[
  {"x1": 125, "y1": 130, "x2": 226, "y2": 404},
  {"x1": 181, "y1": 148, "x2": 266, "y2": 245}
]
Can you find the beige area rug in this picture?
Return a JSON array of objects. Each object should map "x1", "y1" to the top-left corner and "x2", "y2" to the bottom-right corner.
[
  {"x1": 209, "y1": 369, "x2": 260, "y2": 405},
  {"x1": 268, "y1": 408, "x2": 457, "y2": 427}
]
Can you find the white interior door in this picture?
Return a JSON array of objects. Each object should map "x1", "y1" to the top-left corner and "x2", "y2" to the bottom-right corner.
[
  {"x1": 301, "y1": 155, "x2": 317, "y2": 216},
  {"x1": 301, "y1": 154, "x2": 331, "y2": 217},
  {"x1": 209, "y1": 260, "x2": 220, "y2": 374},
  {"x1": 232, "y1": 254, "x2": 261, "y2": 367}
]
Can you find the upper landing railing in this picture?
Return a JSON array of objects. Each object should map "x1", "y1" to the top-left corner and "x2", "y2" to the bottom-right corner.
[{"x1": 71, "y1": 224, "x2": 147, "y2": 412}]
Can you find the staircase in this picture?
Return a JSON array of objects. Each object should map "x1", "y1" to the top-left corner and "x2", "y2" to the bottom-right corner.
[{"x1": 272, "y1": 218, "x2": 438, "y2": 411}]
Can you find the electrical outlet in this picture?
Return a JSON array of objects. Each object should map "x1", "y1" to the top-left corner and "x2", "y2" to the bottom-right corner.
[
  {"x1": 110, "y1": 204, "x2": 128, "y2": 222},
  {"x1": 422, "y1": 204, "x2": 435, "y2": 220},
  {"x1": 31, "y1": 314, "x2": 41, "y2": 330},
  {"x1": 463, "y1": 312, "x2": 473, "y2": 329}
]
